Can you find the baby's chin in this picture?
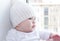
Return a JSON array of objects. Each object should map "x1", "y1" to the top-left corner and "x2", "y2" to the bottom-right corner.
[
  {"x1": 26, "y1": 29, "x2": 35, "y2": 33},
  {"x1": 31, "y1": 27, "x2": 35, "y2": 31},
  {"x1": 25, "y1": 31, "x2": 33, "y2": 33}
]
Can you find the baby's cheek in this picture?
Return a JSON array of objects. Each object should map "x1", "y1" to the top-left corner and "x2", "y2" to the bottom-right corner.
[{"x1": 27, "y1": 22, "x2": 32, "y2": 27}]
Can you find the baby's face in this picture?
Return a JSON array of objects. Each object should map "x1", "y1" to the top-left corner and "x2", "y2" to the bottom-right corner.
[{"x1": 16, "y1": 17, "x2": 36, "y2": 33}]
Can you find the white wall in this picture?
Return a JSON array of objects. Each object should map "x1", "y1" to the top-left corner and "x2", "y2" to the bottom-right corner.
[
  {"x1": 42, "y1": 0, "x2": 60, "y2": 4},
  {"x1": 0, "y1": 0, "x2": 12, "y2": 41},
  {"x1": 0, "y1": 0, "x2": 27, "y2": 41}
]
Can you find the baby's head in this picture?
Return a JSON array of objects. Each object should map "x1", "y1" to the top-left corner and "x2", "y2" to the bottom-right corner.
[{"x1": 10, "y1": 1, "x2": 36, "y2": 32}]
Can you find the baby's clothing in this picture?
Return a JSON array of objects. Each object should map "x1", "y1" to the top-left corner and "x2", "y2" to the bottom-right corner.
[{"x1": 6, "y1": 29, "x2": 51, "y2": 41}]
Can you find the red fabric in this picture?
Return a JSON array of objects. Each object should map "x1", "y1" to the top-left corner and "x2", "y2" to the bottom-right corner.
[
  {"x1": 52, "y1": 35, "x2": 60, "y2": 38},
  {"x1": 49, "y1": 35, "x2": 60, "y2": 41}
]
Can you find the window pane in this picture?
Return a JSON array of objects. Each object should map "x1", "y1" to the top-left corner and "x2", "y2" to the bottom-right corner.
[
  {"x1": 44, "y1": 17, "x2": 48, "y2": 25},
  {"x1": 44, "y1": 7, "x2": 48, "y2": 15}
]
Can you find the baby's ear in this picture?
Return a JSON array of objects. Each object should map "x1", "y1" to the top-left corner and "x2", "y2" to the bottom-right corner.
[
  {"x1": 16, "y1": 25, "x2": 19, "y2": 27},
  {"x1": 16, "y1": 24, "x2": 20, "y2": 28}
]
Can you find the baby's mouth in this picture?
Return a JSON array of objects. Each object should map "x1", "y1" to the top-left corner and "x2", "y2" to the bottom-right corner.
[{"x1": 32, "y1": 25, "x2": 35, "y2": 28}]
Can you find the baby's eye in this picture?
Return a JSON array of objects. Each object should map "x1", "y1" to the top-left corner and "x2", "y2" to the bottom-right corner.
[
  {"x1": 28, "y1": 17, "x2": 36, "y2": 20},
  {"x1": 28, "y1": 18, "x2": 32, "y2": 20}
]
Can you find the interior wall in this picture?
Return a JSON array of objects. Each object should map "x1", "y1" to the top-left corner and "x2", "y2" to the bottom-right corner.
[
  {"x1": 0, "y1": 0, "x2": 12, "y2": 41},
  {"x1": 0, "y1": 0, "x2": 27, "y2": 41}
]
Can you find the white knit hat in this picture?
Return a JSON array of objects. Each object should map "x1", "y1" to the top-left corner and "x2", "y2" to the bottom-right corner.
[{"x1": 10, "y1": 1, "x2": 35, "y2": 28}]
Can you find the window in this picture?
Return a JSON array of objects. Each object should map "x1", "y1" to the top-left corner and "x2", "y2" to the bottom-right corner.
[
  {"x1": 44, "y1": 17, "x2": 48, "y2": 25},
  {"x1": 26, "y1": 0, "x2": 60, "y2": 34},
  {"x1": 44, "y1": 7, "x2": 48, "y2": 15}
]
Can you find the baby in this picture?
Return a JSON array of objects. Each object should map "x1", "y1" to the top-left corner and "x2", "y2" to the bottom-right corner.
[{"x1": 6, "y1": 1, "x2": 60, "y2": 41}]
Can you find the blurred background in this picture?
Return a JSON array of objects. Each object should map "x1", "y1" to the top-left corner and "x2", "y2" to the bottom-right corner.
[
  {"x1": 0, "y1": 0, "x2": 60, "y2": 41},
  {"x1": 25, "y1": 0, "x2": 60, "y2": 34}
]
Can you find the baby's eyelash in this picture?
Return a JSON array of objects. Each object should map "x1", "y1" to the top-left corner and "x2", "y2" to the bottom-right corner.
[
  {"x1": 28, "y1": 18, "x2": 32, "y2": 20},
  {"x1": 28, "y1": 18, "x2": 36, "y2": 20}
]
